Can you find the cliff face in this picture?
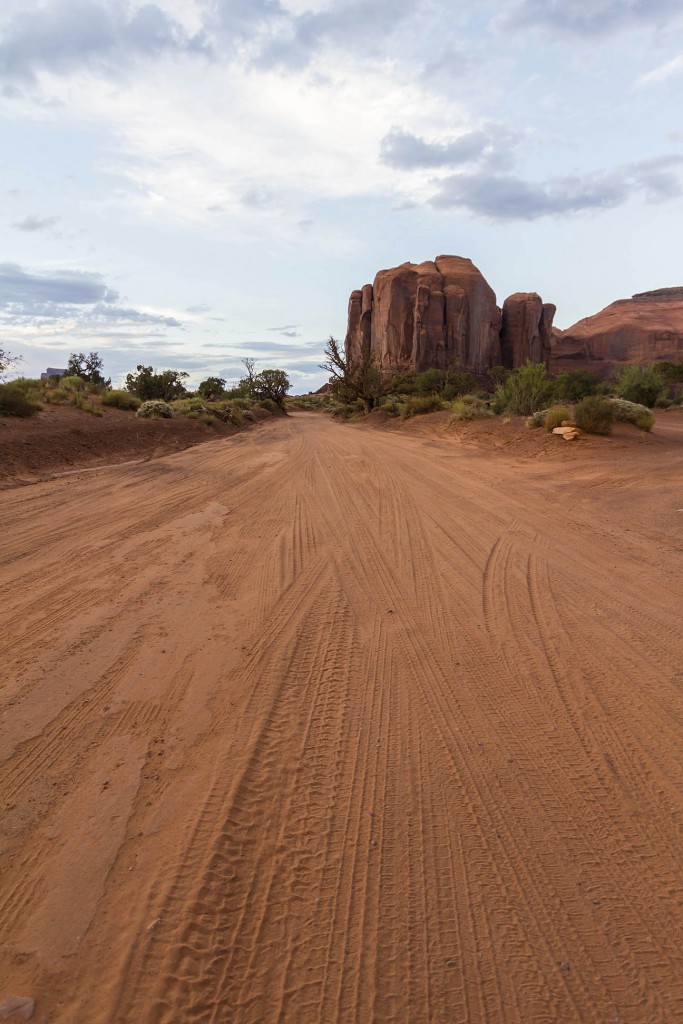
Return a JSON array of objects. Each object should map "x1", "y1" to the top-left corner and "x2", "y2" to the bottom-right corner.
[
  {"x1": 345, "y1": 255, "x2": 552, "y2": 375},
  {"x1": 552, "y1": 288, "x2": 683, "y2": 376}
]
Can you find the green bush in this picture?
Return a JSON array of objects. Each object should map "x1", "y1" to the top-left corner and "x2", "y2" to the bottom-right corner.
[
  {"x1": 543, "y1": 406, "x2": 572, "y2": 431},
  {"x1": 554, "y1": 370, "x2": 605, "y2": 403},
  {"x1": 136, "y1": 400, "x2": 174, "y2": 419},
  {"x1": 400, "y1": 394, "x2": 444, "y2": 419},
  {"x1": 654, "y1": 396, "x2": 674, "y2": 409},
  {"x1": 449, "y1": 396, "x2": 493, "y2": 422},
  {"x1": 609, "y1": 398, "x2": 655, "y2": 431},
  {"x1": 494, "y1": 361, "x2": 555, "y2": 416},
  {"x1": 574, "y1": 396, "x2": 614, "y2": 435},
  {"x1": 0, "y1": 383, "x2": 41, "y2": 417},
  {"x1": 614, "y1": 365, "x2": 664, "y2": 408},
  {"x1": 101, "y1": 389, "x2": 141, "y2": 410}
]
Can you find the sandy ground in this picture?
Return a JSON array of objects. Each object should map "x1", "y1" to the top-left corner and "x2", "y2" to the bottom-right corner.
[{"x1": 1, "y1": 411, "x2": 682, "y2": 1024}]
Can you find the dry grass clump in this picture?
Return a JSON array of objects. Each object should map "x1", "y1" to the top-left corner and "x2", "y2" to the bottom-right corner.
[
  {"x1": 543, "y1": 407, "x2": 572, "y2": 431},
  {"x1": 101, "y1": 389, "x2": 141, "y2": 410}
]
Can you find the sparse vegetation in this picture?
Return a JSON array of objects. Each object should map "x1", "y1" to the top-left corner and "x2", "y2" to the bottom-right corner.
[
  {"x1": 136, "y1": 400, "x2": 175, "y2": 419},
  {"x1": 574, "y1": 396, "x2": 615, "y2": 435},
  {"x1": 0, "y1": 347, "x2": 22, "y2": 382}
]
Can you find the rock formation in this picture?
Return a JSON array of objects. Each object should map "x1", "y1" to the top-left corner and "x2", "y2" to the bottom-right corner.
[
  {"x1": 501, "y1": 293, "x2": 556, "y2": 369},
  {"x1": 552, "y1": 288, "x2": 683, "y2": 377},
  {"x1": 345, "y1": 255, "x2": 554, "y2": 375}
]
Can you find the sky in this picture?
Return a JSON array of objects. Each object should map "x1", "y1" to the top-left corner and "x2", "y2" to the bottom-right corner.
[{"x1": 1, "y1": 0, "x2": 682, "y2": 391}]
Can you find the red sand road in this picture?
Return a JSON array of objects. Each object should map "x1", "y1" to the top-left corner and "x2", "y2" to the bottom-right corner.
[{"x1": 0, "y1": 412, "x2": 682, "y2": 1023}]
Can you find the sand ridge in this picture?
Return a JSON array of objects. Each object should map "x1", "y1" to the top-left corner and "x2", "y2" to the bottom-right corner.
[{"x1": 0, "y1": 412, "x2": 682, "y2": 1023}]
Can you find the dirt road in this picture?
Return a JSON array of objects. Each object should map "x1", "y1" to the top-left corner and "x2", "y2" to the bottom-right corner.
[{"x1": 1, "y1": 412, "x2": 682, "y2": 1023}]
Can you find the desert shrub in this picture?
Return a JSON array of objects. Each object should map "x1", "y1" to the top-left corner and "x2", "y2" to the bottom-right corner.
[
  {"x1": 609, "y1": 398, "x2": 655, "y2": 431},
  {"x1": 101, "y1": 389, "x2": 141, "y2": 410},
  {"x1": 199, "y1": 412, "x2": 217, "y2": 425},
  {"x1": 494, "y1": 361, "x2": 555, "y2": 415},
  {"x1": 0, "y1": 383, "x2": 41, "y2": 417},
  {"x1": 543, "y1": 406, "x2": 572, "y2": 431},
  {"x1": 654, "y1": 396, "x2": 674, "y2": 409},
  {"x1": 389, "y1": 371, "x2": 419, "y2": 395},
  {"x1": 614, "y1": 364, "x2": 664, "y2": 407},
  {"x1": 60, "y1": 375, "x2": 87, "y2": 392},
  {"x1": 527, "y1": 408, "x2": 549, "y2": 428},
  {"x1": 554, "y1": 370, "x2": 605, "y2": 403},
  {"x1": 574, "y1": 396, "x2": 614, "y2": 435},
  {"x1": 136, "y1": 400, "x2": 174, "y2": 419},
  {"x1": 449, "y1": 396, "x2": 493, "y2": 422},
  {"x1": 231, "y1": 396, "x2": 253, "y2": 410},
  {"x1": 399, "y1": 394, "x2": 444, "y2": 419},
  {"x1": 331, "y1": 403, "x2": 358, "y2": 420},
  {"x1": 242, "y1": 408, "x2": 256, "y2": 422}
]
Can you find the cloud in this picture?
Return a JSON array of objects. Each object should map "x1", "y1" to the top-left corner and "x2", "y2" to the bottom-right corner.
[
  {"x1": 0, "y1": 262, "x2": 119, "y2": 307},
  {"x1": 428, "y1": 155, "x2": 683, "y2": 220},
  {"x1": 186, "y1": 303, "x2": 211, "y2": 314},
  {"x1": 380, "y1": 126, "x2": 495, "y2": 170},
  {"x1": 501, "y1": 0, "x2": 682, "y2": 36},
  {"x1": 12, "y1": 214, "x2": 60, "y2": 232},
  {"x1": 636, "y1": 54, "x2": 683, "y2": 86},
  {"x1": 253, "y1": 0, "x2": 414, "y2": 70},
  {"x1": 0, "y1": 0, "x2": 208, "y2": 84},
  {"x1": 0, "y1": 262, "x2": 181, "y2": 336},
  {"x1": 268, "y1": 324, "x2": 301, "y2": 337}
]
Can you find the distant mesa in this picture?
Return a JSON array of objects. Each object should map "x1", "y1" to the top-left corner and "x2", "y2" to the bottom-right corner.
[
  {"x1": 41, "y1": 367, "x2": 67, "y2": 380},
  {"x1": 344, "y1": 255, "x2": 554, "y2": 375},
  {"x1": 552, "y1": 287, "x2": 683, "y2": 377},
  {"x1": 344, "y1": 257, "x2": 683, "y2": 377}
]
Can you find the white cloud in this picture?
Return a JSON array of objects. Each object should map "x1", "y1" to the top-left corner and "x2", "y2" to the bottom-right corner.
[{"x1": 636, "y1": 54, "x2": 683, "y2": 86}]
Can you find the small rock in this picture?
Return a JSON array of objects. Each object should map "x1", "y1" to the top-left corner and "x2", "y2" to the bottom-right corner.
[
  {"x1": 560, "y1": 961, "x2": 571, "y2": 974},
  {"x1": 445, "y1": 958, "x2": 457, "y2": 967},
  {"x1": 0, "y1": 996, "x2": 35, "y2": 1021}
]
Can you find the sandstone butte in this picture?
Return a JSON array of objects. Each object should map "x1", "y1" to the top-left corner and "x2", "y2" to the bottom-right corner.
[
  {"x1": 344, "y1": 256, "x2": 683, "y2": 377},
  {"x1": 552, "y1": 287, "x2": 683, "y2": 377},
  {"x1": 344, "y1": 255, "x2": 555, "y2": 374}
]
